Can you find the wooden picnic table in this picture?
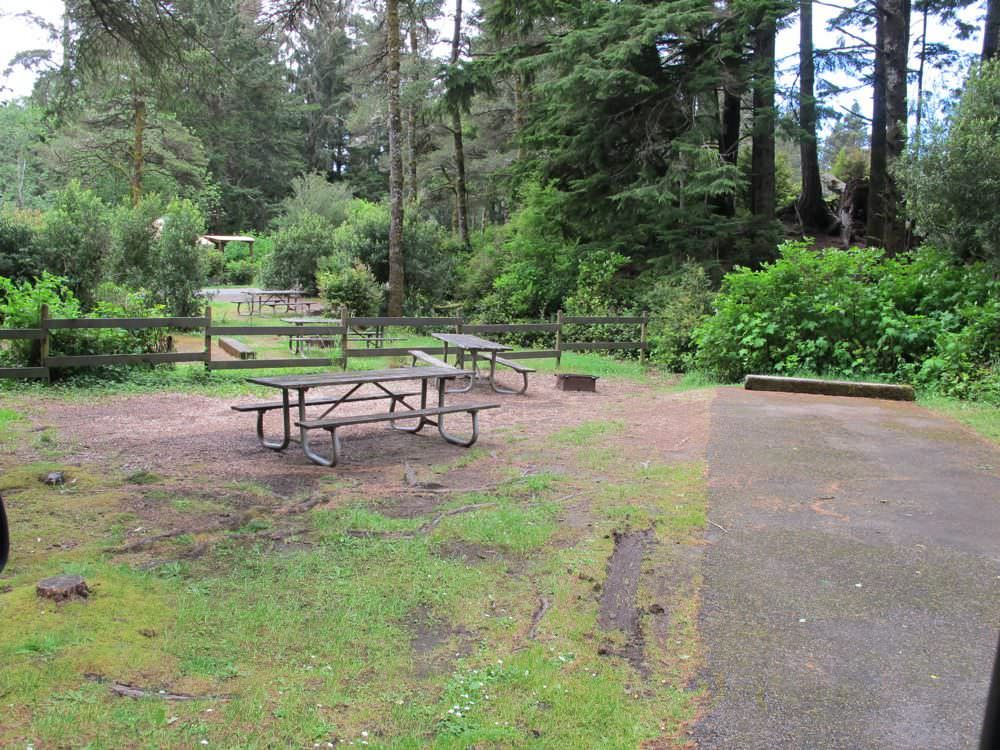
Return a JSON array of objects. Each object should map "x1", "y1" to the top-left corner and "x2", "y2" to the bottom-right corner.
[
  {"x1": 431, "y1": 332, "x2": 530, "y2": 395},
  {"x1": 234, "y1": 365, "x2": 499, "y2": 466},
  {"x1": 280, "y1": 318, "x2": 402, "y2": 354},
  {"x1": 237, "y1": 290, "x2": 308, "y2": 315}
]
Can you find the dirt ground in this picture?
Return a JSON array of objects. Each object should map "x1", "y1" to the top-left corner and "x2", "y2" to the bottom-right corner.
[{"x1": 26, "y1": 374, "x2": 707, "y2": 501}]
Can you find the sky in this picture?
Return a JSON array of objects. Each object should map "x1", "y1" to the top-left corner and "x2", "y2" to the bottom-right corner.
[{"x1": 0, "y1": 0, "x2": 988, "y2": 118}]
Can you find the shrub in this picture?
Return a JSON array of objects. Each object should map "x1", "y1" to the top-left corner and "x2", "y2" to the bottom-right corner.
[
  {"x1": 475, "y1": 184, "x2": 579, "y2": 321},
  {"x1": 330, "y1": 200, "x2": 458, "y2": 311},
  {"x1": 316, "y1": 258, "x2": 384, "y2": 317},
  {"x1": 896, "y1": 60, "x2": 1000, "y2": 263},
  {"x1": 641, "y1": 262, "x2": 714, "y2": 372},
  {"x1": 832, "y1": 146, "x2": 868, "y2": 181},
  {"x1": 261, "y1": 212, "x2": 336, "y2": 293},
  {"x1": 108, "y1": 194, "x2": 165, "y2": 289},
  {"x1": 0, "y1": 216, "x2": 39, "y2": 283},
  {"x1": 154, "y1": 198, "x2": 206, "y2": 317},
  {"x1": 275, "y1": 173, "x2": 353, "y2": 229},
  {"x1": 692, "y1": 242, "x2": 1000, "y2": 402},
  {"x1": 36, "y1": 181, "x2": 109, "y2": 307}
]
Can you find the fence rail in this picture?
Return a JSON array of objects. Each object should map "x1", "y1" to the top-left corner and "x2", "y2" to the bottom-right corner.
[{"x1": 0, "y1": 305, "x2": 648, "y2": 381}]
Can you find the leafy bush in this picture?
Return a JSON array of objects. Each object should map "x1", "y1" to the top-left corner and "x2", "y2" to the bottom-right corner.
[
  {"x1": 329, "y1": 200, "x2": 458, "y2": 311},
  {"x1": 832, "y1": 146, "x2": 868, "y2": 181},
  {"x1": 154, "y1": 198, "x2": 206, "y2": 317},
  {"x1": 475, "y1": 184, "x2": 579, "y2": 321},
  {"x1": 0, "y1": 275, "x2": 167, "y2": 369},
  {"x1": 36, "y1": 181, "x2": 109, "y2": 307},
  {"x1": 275, "y1": 173, "x2": 353, "y2": 230},
  {"x1": 641, "y1": 262, "x2": 714, "y2": 372},
  {"x1": 0, "y1": 216, "x2": 39, "y2": 283},
  {"x1": 108, "y1": 194, "x2": 165, "y2": 289},
  {"x1": 316, "y1": 256, "x2": 384, "y2": 317},
  {"x1": 692, "y1": 242, "x2": 999, "y2": 402},
  {"x1": 896, "y1": 60, "x2": 1000, "y2": 263},
  {"x1": 260, "y1": 212, "x2": 336, "y2": 293}
]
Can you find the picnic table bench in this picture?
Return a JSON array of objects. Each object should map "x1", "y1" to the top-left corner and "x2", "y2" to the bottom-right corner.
[
  {"x1": 233, "y1": 364, "x2": 500, "y2": 467},
  {"x1": 218, "y1": 336, "x2": 255, "y2": 360},
  {"x1": 431, "y1": 332, "x2": 533, "y2": 395}
]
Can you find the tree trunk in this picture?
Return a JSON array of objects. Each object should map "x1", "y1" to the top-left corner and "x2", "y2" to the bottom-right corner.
[
  {"x1": 867, "y1": 8, "x2": 888, "y2": 245},
  {"x1": 514, "y1": 74, "x2": 526, "y2": 162},
  {"x1": 450, "y1": 0, "x2": 470, "y2": 247},
  {"x1": 883, "y1": 0, "x2": 910, "y2": 253},
  {"x1": 984, "y1": 0, "x2": 999, "y2": 60},
  {"x1": 386, "y1": 0, "x2": 406, "y2": 316},
  {"x1": 751, "y1": 19, "x2": 777, "y2": 219},
  {"x1": 407, "y1": 22, "x2": 419, "y2": 204},
  {"x1": 796, "y1": 0, "x2": 834, "y2": 231},
  {"x1": 131, "y1": 86, "x2": 146, "y2": 207}
]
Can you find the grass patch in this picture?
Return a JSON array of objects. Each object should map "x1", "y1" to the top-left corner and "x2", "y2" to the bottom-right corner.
[
  {"x1": 0, "y1": 374, "x2": 707, "y2": 748},
  {"x1": 920, "y1": 394, "x2": 1000, "y2": 445}
]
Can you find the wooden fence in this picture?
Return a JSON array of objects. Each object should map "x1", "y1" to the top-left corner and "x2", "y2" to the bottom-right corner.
[{"x1": 0, "y1": 305, "x2": 649, "y2": 381}]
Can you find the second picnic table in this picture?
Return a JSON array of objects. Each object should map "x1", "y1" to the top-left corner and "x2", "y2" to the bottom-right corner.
[{"x1": 431, "y1": 332, "x2": 533, "y2": 395}]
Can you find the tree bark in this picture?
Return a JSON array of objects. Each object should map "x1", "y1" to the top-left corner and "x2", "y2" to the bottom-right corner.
[
  {"x1": 984, "y1": 0, "x2": 1000, "y2": 60},
  {"x1": 751, "y1": 19, "x2": 777, "y2": 219},
  {"x1": 883, "y1": 0, "x2": 910, "y2": 253},
  {"x1": 386, "y1": 0, "x2": 406, "y2": 316},
  {"x1": 867, "y1": 8, "x2": 888, "y2": 245},
  {"x1": 450, "y1": 0, "x2": 470, "y2": 247},
  {"x1": 796, "y1": 0, "x2": 834, "y2": 231},
  {"x1": 131, "y1": 85, "x2": 146, "y2": 207},
  {"x1": 407, "y1": 22, "x2": 419, "y2": 204}
]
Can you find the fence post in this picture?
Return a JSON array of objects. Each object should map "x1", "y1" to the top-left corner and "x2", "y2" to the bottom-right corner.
[
  {"x1": 204, "y1": 304, "x2": 213, "y2": 372},
  {"x1": 555, "y1": 309, "x2": 563, "y2": 368},
  {"x1": 640, "y1": 310, "x2": 649, "y2": 366},
  {"x1": 339, "y1": 305, "x2": 349, "y2": 370},
  {"x1": 39, "y1": 303, "x2": 50, "y2": 384}
]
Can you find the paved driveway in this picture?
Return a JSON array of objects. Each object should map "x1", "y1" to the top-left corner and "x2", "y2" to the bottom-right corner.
[{"x1": 693, "y1": 388, "x2": 1000, "y2": 749}]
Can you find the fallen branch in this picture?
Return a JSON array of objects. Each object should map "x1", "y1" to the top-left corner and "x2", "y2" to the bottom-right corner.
[
  {"x1": 707, "y1": 519, "x2": 728, "y2": 533},
  {"x1": 278, "y1": 497, "x2": 324, "y2": 515},
  {"x1": 84, "y1": 674, "x2": 229, "y2": 702}
]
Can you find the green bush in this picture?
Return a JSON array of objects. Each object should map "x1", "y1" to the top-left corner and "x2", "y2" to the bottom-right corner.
[
  {"x1": 0, "y1": 275, "x2": 167, "y2": 369},
  {"x1": 108, "y1": 194, "x2": 165, "y2": 289},
  {"x1": 274, "y1": 173, "x2": 353, "y2": 230},
  {"x1": 641, "y1": 262, "x2": 714, "y2": 372},
  {"x1": 329, "y1": 200, "x2": 458, "y2": 311},
  {"x1": 896, "y1": 60, "x2": 1000, "y2": 263},
  {"x1": 154, "y1": 198, "x2": 206, "y2": 317},
  {"x1": 316, "y1": 258, "x2": 384, "y2": 317},
  {"x1": 261, "y1": 212, "x2": 336, "y2": 293},
  {"x1": 832, "y1": 146, "x2": 868, "y2": 181},
  {"x1": 36, "y1": 181, "x2": 109, "y2": 308},
  {"x1": 0, "y1": 216, "x2": 40, "y2": 283},
  {"x1": 692, "y1": 242, "x2": 999, "y2": 402},
  {"x1": 475, "y1": 184, "x2": 579, "y2": 321}
]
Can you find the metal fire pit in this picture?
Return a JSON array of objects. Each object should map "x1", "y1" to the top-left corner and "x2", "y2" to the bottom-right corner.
[{"x1": 555, "y1": 373, "x2": 599, "y2": 392}]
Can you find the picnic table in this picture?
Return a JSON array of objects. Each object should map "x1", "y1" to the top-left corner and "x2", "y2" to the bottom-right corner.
[
  {"x1": 280, "y1": 318, "x2": 402, "y2": 355},
  {"x1": 430, "y1": 332, "x2": 534, "y2": 395},
  {"x1": 232, "y1": 364, "x2": 499, "y2": 467},
  {"x1": 236, "y1": 290, "x2": 312, "y2": 316}
]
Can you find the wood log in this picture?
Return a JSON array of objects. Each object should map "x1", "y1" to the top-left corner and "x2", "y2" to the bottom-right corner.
[{"x1": 744, "y1": 374, "x2": 915, "y2": 401}]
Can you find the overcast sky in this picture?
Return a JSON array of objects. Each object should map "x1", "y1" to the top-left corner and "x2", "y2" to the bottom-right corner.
[{"x1": 0, "y1": 0, "x2": 988, "y2": 120}]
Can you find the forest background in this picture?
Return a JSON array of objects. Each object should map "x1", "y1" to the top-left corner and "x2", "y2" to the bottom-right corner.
[{"x1": 0, "y1": 0, "x2": 998, "y2": 402}]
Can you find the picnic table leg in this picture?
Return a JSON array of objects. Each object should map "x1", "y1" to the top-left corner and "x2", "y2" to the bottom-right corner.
[
  {"x1": 257, "y1": 389, "x2": 292, "y2": 450},
  {"x1": 488, "y1": 352, "x2": 529, "y2": 395},
  {"x1": 390, "y1": 379, "x2": 430, "y2": 433},
  {"x1": 298, "y1": 387, "x2": 340, "y2": 466},
  {"x1": 435, "y1": 376, "x2": 479, "y2": 447}
]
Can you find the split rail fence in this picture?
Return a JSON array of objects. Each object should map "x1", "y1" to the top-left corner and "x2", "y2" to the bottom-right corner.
[{"x1": 0, "y1": 305, "x2": 649, "y2": 382}]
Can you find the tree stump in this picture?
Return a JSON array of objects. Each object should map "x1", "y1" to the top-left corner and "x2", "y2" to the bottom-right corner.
[{"x1": 37, "y1": 574, "x2": 90, "y2": 601}]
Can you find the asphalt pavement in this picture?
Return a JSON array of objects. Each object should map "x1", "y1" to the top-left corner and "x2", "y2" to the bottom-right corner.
[{"x1": 693, "y1": 388, "x2": 1000, "y2": 749}]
